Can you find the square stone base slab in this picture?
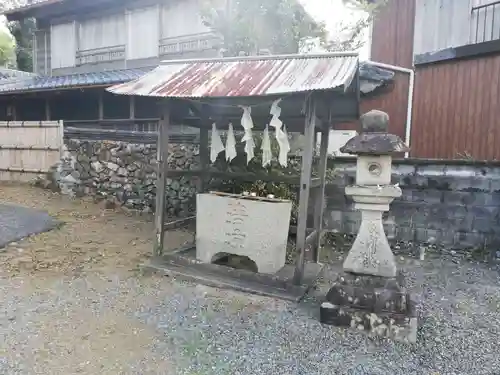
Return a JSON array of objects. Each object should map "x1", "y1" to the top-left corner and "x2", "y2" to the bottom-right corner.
[
  {"x1": 141, "y1": 246, "x2": 323, "y2": 302},
  {"x1": 319, "y1": 272, "x2": 418, "y2": 343}
]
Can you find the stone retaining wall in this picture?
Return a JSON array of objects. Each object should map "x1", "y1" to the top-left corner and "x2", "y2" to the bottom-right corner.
[
  {"x1": 50, "y1": 136, "x2": 500, "y2": 250},
  {"x1": 325, "y1": 159, "x2": 500, "y2": 249},
  {"x1": 54, "y1": 139, "x2": 199, "y2": 216}
]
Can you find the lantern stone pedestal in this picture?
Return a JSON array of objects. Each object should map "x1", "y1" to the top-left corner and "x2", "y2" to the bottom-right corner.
[{"x1": 319, "y1": 110, "x2": 419, "y2": 343}]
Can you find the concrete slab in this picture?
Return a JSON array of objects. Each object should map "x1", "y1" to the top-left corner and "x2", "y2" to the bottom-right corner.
[{"x1": 0, "y1": 204, "x2": 60, "y2": 248}]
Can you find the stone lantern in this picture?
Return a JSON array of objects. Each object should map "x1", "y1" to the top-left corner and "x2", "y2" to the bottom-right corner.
[{"x1": 319, "y1": 110, "x2": 418, "y2": 343}]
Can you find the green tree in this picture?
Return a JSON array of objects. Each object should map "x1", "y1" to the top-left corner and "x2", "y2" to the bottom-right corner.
[
  {"x1": 202, "y1": 0, "x2": 386, "y2": 56},
  {"x1": 201, "y1": 0, "x2": 328, "y2": 56},
  {"x1": 0, "y1": 30, "x2": 16, "y2": 68},
  {"x1": 1, "y1": 0, "x2": 35, "y2": 71},
  {"x1": 8, "y1": 18, "x2": 35, "y2": 72}
]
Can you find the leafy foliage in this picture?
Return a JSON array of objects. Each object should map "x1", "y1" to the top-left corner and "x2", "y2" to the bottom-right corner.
[
  {"x1": 0, "y1": 30, "x2": 16, "y2": 68},
  {"x1": 8, "y1": 18, "x2": 35, "y2": 72},
  {"x1": 209, "y1": 132, "x2": 337, "y2": 226},
  {"x1": 201, "y1": 0, "x2": 387, "y2": 56},
  {"x1": 0, "y1": 0, "x2": 35, "y2": 71},
  {"x1": 201, "y1": 0, "x2": 328, "y2": 56}
]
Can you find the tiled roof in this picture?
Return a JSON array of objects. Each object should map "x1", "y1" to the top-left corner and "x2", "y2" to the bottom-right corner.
[
  {"x1": 0, "y1": 68, "x2": 38, "y2": 81},
  {"x1": 0, "y1": 67, "x2": 154, "y2": 95},
  {"x1": 107, "y1": 53, "x2": 359, "y2": 98},
  {"x1": 3, "y1": 0, "x2": 64, "y2": 16}
]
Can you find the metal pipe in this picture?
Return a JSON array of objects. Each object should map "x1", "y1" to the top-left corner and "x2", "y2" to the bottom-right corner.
[{"x1": 365, "y1": 60, "x2": 415, "y2": 158}]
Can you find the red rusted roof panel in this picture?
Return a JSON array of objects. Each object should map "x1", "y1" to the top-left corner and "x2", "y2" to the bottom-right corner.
[{"x1": 107, "y1": 53, "x2": 359, "y2": 98}]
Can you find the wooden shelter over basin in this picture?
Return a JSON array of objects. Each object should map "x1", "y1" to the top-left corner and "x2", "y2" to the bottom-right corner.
[{"x1": 107, "y1": 52, "x2": 361, "y2": 300}]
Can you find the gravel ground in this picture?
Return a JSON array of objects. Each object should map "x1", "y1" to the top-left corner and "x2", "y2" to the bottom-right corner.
[{"x1": 0, "y1": 184, "x2": 499, "y2": 375}]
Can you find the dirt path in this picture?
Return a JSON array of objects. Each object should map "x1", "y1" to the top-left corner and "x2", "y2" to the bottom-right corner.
[
  {"x1": 0, "y1": 183, "x2": 192, "y2": 374},
  {"x1": 0, "y1": 183, "x2": 192, "y2": 276}
]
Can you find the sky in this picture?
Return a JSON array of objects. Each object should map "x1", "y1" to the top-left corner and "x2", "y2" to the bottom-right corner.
[{"x1": 300, "y1": 0, "x2": 371, "y2": 59}]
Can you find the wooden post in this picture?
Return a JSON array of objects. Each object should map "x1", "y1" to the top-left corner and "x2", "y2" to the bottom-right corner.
[
  {"x1": 312, "y1": 125, "x2": 330, "y2": 262},
  {"x1": 292, "y1": 97, "x2": 317, "y2": 285},
  {"x1": 154, "y1": 101, "x2": 170, "y2": 257},
  {"x1": 198, "y1": 124, "x2": 209, "y2": 193},
  {"x1": 129, "y1": 96, "x2": 135, "y2": 119},
  {"x1": 45, "y1": 97, "x2": 51, "y2": 121},
  {"x1": 98, "y1": 91, "x2": 104, "y2": 120}
]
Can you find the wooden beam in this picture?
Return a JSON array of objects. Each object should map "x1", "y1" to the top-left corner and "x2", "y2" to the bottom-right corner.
[
  {"x1": 154, "y1": 101, "x2": 170, "y2": 257},
  {"x1": 312, "y1": 126, "x2": 330, "y2": 262},
  {"x1": 98, "y1": 91, "x2": 103, "y2": 120},
  {"x1": 165, "y1": 169, "x2": 305, "y2": 185},
  {"x1": 310, "y1": 177, "x2": 321, "y2": 188},
  {"x1": 163, "y1": 216, "x2": 195, "y2": 231},
  {"x1": 305, "y1": 230, "x2": 319, "y2": 247},
  {"x1": 170, "y1": 116, "x2": 314, "y2": 132},
  {"x1": 292, "y1": 96, "x2": 317, "y2": 285}
]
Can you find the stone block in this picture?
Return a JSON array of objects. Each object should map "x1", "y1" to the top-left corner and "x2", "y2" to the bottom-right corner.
[
  {"x1": 423, "y1": 228, "x2": 443, "y2": 244},
  {"x1": 326, "y1": 194, "x2": 349, "y2": 210},
  {"x1": 452, "y1": 211, "x2": 474, "y2": 232},
  {"x1": 356, "y1": 155, "x2": 393, "y2": 185},
  {"x1": 393, "y1": 164, "x2": 416, "y2": 178},
  {"x1": 196, "y1": 193, "x2": 292, "y2": 274},
  {"x1": 489, "y1": 192, "x2": 500, "y2": 206},
  {"x1": 343, "y1": 211, "x2": 397, "y2": 277},
  {"x1": 443, "y1": 191, "x2": 480, "y2": 205},
  {"x1": 343, "y1": 210, "x2": 361, "y2": 225},
  {"x1": 343, "y1": 221, "x2": 361, "y2": 235},
  {"x1": 414, "y1": 227, "x2": 432, "y2": 243},
  {"x1": 410, "y1": 189, "x2": 443, "y2": 204},
  {"x1": 391, "y1": 202, "x2": 420, "y2": 226},
  {"x1": 320, "y1": 274, "x2": 418, "y2": 343},
  {"x1": 453, "y1": 231, "x2": 485, "y2": 249},
  {"x1": 439, "y1": 229, "x2": 458, "y2": 245},
  {"x1": 489, "y1": 178, "x2": 500, "y2": 192},
  {"x1": 398, "y1": 189, "x2": 413, "y2": 202},
  {"x1": 415, "y1": 164, "x2": 446, "y2": 176},
  {"x1": 383, "y1": 216, "x2": 396, "y2": 240},
  {"x1": 449, "y1": 176, "x2": 490, "y2": 192},
  {"x1": 444, "y1": 165, "x2": 477, "y2": 177},
  {"x1": 325, "y1": 210, "x2": 344, "y2": 232},
  {"x1": 395, "y1": 225, "x2": 414, "y2": 242},
  {"x1": 469, "y1": 205, "x2": 497, "y2": 219},
  {"x1": 472, "y1": 217, "x2": 498, "y2": 235}
]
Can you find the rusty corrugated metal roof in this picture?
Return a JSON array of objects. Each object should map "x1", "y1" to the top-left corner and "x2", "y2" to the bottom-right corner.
[{"x1": 106, "y1": 53, "x2": 359, "y2": 98}]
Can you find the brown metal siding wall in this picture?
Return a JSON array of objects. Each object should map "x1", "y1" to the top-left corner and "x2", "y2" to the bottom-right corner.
[
  {"x1": 371, "y1": 0, "x2": 415, "y2": 69},
  {"x1": 336, "y1": 73, "x2": 409, "y2": 138},
  {"x1": 337, "y1": 0, "x2": 415, "y2": 148},
  {"x1": 411, "y1": 55, "x2": 500, "y2": 160}
]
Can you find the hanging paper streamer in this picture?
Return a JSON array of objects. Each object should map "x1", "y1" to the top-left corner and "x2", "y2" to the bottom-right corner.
[
  {"x1": 269, "y1": 99, "x2": 289, "y2": 167},
  {"x1": 269, "y1": 99, "x2": 283, "y2": 132},
  {"x1": 210, "y1": 123, "x2": 225, "y2": 163},
  {"x1": 240, "y1": 106, "x2": 255, "y2": 164},
  {"x1": 277, "y1": 125, "x2": 291, "y2": 167},
  {"x1": 261, "y1": 124, "x2": 272, "y2": 167},
  {"x1": 225, "y1": 122, "x2": 237, "y2": 162}
]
